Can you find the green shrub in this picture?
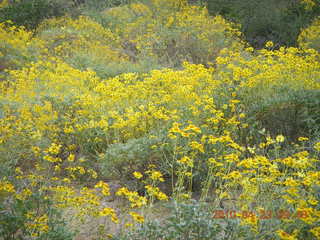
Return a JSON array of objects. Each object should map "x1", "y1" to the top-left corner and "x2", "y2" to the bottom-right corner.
[
  {"x1": 247, "y1": 89, "x2": 320, "y2": 141},
  {"x1": 207, "y1": 0, "x2": 320, "y2": 48},
  {"x1": 0, "y1": 178, "x2": 74, "y2": 240},
  {"x1": 68, "y1": 52, "x2": 161, "y2": 78},
  {"x1": 35, "y1": 15, "x2": 137, "y2": 78},
  {"x1": 113, "y1": 200, "x2": 250, "y2": 240},
  {"x1": 99, "y1": 134, "x2": 169, "y2": 180},
  {"x1": 79, "y1": 0, "x2": 131, "y2": 10},
  {"x1": 97, "y1": 0, "x2": 243, "y2": 67},
  {"x1": 0, "y1": 0, "x2": 76, "y2": 29}
]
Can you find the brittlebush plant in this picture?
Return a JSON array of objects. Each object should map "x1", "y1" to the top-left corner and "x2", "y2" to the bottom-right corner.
[
  {"x1": 101, "y1": 0, "x2": 243, "y2": 67},
  {"x1": 35, "y1": 16, "x2": 128, "y2": 77},
  {"x1": 215, "y1": 45, "x2": 320, "y2": 139},
  {"x1": 168, "y1": 116, "x2": 320, "y2": 238},
  {"x1": 163, "y1": 44, "x2": 320, "y2": 239},
  {"x1": 0, "y1": 21, "x2": 43, "y2": 77},
  {"x1": 298, "y1": 16, "x2": 320, "y2": 52}
]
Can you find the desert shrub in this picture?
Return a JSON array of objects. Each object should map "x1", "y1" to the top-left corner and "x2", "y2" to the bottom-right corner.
[
  {"x1": 0, "y1": 21, "x2": 43, "y2": 79},
  {"x1": 86, "y1": 59, "x2": 253, "y2": 187},
  {"x1": 80, "y1": 0, "x2": 131, "y2": 9},
  {"x1": 1, "y1": 55, "x2": 242, "y2": 187},
  {"x1": 298, "y1": 16, "x2": 320, "y2": 51},
  {"x1": 114, "y1": 201, "x2": 235, "y2": 240},
  {"x1": 99, "y1": 136, "x2": 166, "y2": 180},
  {"x1": 90, "y1": 62, "x2": 220, "y2": 181},
  {"x1": 36, "y1": 16, "x2": 121, "y2": 51},
  {"x1": 0, "y1": 59, "x2": 102, "y2": 175},
  {"x1": 158, "y1": 108, "x2": 320, "y2": 239},
  {"x1": 36, "y1": 16, "x2": 132, "y2": 77},
  {"x1": 207, "y1": 0, "x2": 320, "y2": 48},
  {"x1": 34, "y1": 0, "x2": 243, "y2": 75},
  {"x1": 0, "y1": 175, "x2": 75, "y2": 240},
  {"x1": 215, "y1": 46, "x2": 320, "y2": 141},
  {"x1": 248, "y1": 89, "x2": 320, "y2": 140},
  {"x1": 69, "y1": 52, "x2": 161, "y2": 78},
  {"x1": 99, "y1": 0, "x2": 243, "y2": 67},
  {"x1": 0, "y1": 0, "x2": 76, "y2": 30},
  {"x1": 0, "y1": 155, "x2": 149, "y2": 240}
]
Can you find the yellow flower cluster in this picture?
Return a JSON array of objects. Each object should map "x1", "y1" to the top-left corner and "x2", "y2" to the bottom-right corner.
[
  {"x1": 94, "y1": 181, "x2": 110, "y2": 196},
  {"x1": 25, "y1": 213, "x2": 49, "y2": 237},
  {"x1": 300, "y1": 0, "x2": 316, "y2": 10},
  {"x1": 99, "y1": 207, "x2": 118, "y2": 223},
  {"x1": 298, "y1": 16, "x2": 320, "y2": 52},
  {"x1": 0, "y1": 179, "x2": 15, "y2": 193},
  {"x1": 116, "y1": 187, "x2": 147, "y2": 208},
  {"x1": 145, "y1": 185, "x2": 168, "y2": 201},
  {"x1": 0, "y1": 21, "x2": 43, "y2": 72},
  {"x1": 133, "y1": 171, "x2": 143, "y2": 179},
  {"x1": 147, "y1": 170, "x2": 165, "y2": 182},
  {"x1": 129, "y1": 211, "x2": 144, "y2": 223}
]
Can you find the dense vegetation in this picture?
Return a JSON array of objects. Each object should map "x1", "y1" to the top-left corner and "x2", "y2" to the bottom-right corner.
[
  {"x1": 0, "y1": 0, "x2": 319, "y2": 239},
  {"x1": 207, "y1": 0, "x2": 320, "y2": 48}
]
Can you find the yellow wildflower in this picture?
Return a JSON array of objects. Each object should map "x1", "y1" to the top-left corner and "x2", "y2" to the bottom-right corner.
[
  {"x1": 276, "y1": 229, "x2": 298, "y2": 240},
  {"x1": 133, "y1": 171, "x2": 143, "y2": 179},
  {"x1": 129, "y1": 212, "x2": 144, "y2": 223},
  {"x1": 276, "y1": 135, "x2": 285, "y2": 143},
  {"x1": 310, "y1": 226, "x2": 320, "y2": 239},
  {"x1": 67, "y1": 153, "x2": 75, "y2": 162},
  {"x1": 298, "y1": 137, "x2": 309, "y2": 141},
  {"x1": 265, "y1": 41, "x2": 274, "y2": 48},
  {"x1": 149, "y1": 170, "x2": 164, "y2": 182},
  {"x1": 95, "y1": 181, "x2": 110, "y2": 196}
]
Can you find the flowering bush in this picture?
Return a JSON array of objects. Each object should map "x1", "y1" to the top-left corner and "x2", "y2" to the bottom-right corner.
[
  {"x1": 215, "y1": 45, "x2": 320, "y2": 139},
  {"x1": 101, "y1": 0, "x2": 243, "y2": 67},
  {"x1": 298, "y1": 16, "x2": 320, "y2": 52},
  {"x1": 0, "y1": 21, "x2": 43, "y2": 76}
]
